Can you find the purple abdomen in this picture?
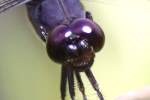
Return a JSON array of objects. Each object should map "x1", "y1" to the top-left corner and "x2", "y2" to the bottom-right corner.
[{"x1": 40, "y1": 0, "x2": 85, "y2": 29}]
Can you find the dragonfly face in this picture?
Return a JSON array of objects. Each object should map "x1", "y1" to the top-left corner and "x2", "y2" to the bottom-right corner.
[
  {"x1": 0, "y1": 0, "x2": 105, "y2": 100},
  {"x1": 47, "y1": 18, "x2": 104, "y2": 71}
]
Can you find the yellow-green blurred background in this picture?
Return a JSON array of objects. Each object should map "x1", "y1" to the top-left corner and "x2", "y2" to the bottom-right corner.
[{"x1": 0, "y1": 0, "x2": 150, "y2": 100}]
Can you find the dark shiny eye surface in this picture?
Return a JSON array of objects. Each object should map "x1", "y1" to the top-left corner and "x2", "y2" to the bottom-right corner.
[
  {"x1": 66, "y1": 44, "x2": 78, "y2": 57},
  {"x1": 46, "y1": 25, "x2": 70, "y2": 63},
  {"x1": 70, "y1": 18, "x2": 105, "y2": 52},
  {"x1": 46, "y1": 18, "x2": 105, "y2": 64}
]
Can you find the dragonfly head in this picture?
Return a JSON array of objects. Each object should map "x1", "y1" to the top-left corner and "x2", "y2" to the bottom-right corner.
[{"x1": 46, "y1": 18, "x2": 105, "y2": 71}]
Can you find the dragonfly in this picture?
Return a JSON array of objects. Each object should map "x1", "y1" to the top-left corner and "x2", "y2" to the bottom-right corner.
[{"x1": 0, "y1": 0, "x2": 105, "y2": 100}]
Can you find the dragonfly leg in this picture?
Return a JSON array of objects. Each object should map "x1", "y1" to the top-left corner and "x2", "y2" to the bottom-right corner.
[
  {"x1": 85, "y1": 69, "x2": 104, "y2": 100},
  {"x1": 86, "y1": 11, "x2": 93, "y2": 20},
  {"x1": 26, "y1": 3, "x2": 48, "y2": 41},
  {"x1": 67, "y1": 67, "x2": 75, "y2": 100},
  {"x1": 60, "y1": 66, "x2": 67, "y2": 100},
  {"x1": 75, "y1": 71, "x2": 87, "y2": 100}
]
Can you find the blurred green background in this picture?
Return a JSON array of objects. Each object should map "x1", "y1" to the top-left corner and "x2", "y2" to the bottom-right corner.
[{"x1": 0, "y1": 0, "x2": 150, "y2": 100}]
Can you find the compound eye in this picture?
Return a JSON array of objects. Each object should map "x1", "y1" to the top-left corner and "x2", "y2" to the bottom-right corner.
[
  {"x1": 46, "y1": 25, "x2": 70, "y2": 63},
  {"x1": 71, "y1": 18, "x2": 105, "y2": 52},
  {"x1": 65, "y1": 44, "x2": 78, "y2": 57}
]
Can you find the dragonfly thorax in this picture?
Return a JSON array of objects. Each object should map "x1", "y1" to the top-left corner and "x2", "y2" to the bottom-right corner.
[{"x1": 40, "y1": 0, "x2": 85, "y2": 29}]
